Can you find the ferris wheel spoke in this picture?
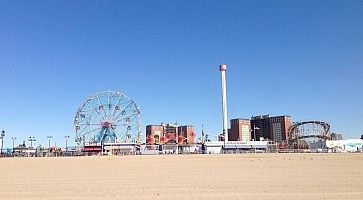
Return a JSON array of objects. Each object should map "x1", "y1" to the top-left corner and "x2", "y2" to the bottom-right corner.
[
  {"x1": 77, "y1": 126, "x2": 88, "y2": 136},
  {"x1": 79, "y1": 106, "x2": 93, "y2": 113},
  {"x1": 115, "y1": 112, "x2": 138, "y2": 123},
  {"x1": 96, "y1": 95, "x2": 108, "y2": 119},
  {"x1": 75, "y1": 114, "x2": 93, "y2": 124},
  {"x1": 79, "y1": 127, "x2": 102, "y2": 137},
  {"x1": 80, "y1": 104, "x2": 101, "y2": 116},
  {"x1": 77, "y1": 123, "x2": 100, "y2": 126},
  {"x1": 86, "y1": 100, "x2": 104, "y2": 120},
  {"x1": 77, "y1": 121, "x2": 98, "y2": 132},
  {"x1": 109, "y1": 128, "x2": 124, "y2": 142},
  {"x1": 113, "y1": 100, "x2": 133, "y2": 119},
  {"x1": 77, "y1": 118, "x2": 92, "y2": 125},
  {"x1": 129, "y1": 114, "x2": 139, "y2": 124},
  {"x1": 119, "y1": 115, "x2": 138, "y2": 128},
  {"x1": 110, "y1": 94, "x2": 122, "y2": 118},
  {"x1": 107, "y1": 92, "x2": 111, "y2": 116}
]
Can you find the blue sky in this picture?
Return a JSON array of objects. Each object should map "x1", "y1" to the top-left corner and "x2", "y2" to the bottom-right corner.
[{"x1": 0, "y1": 0, "x2": 362, "y2": 148}]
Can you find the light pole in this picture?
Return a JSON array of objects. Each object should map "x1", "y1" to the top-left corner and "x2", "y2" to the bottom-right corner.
[
  {"x1": 47, "y1": 136, "x2": 53, "y2": 155},
  {"x1": 28, "y1": 136, "x2": 36, "y2": 148},
  {"x1": 11, "y1": 137, "x2": 16, "y2": 154},
  {"x1": 1, "y1": 130, "x2": 5, "y2": 156},
  {"x1": 64, "y1": 136, "x2": 70, "y2": 153},
  {"x1": 253, "y1": 124, "x2": 260, "y2": 141}
]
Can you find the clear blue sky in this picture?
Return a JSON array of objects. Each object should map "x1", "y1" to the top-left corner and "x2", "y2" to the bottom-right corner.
[{"x1": 0, "y1": 0, "x2": 362, "y2": 148}]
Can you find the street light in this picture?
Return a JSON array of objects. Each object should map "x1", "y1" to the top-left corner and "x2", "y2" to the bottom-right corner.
[
  {"x1": 64, "y1": 136, "x2": 70, "y2": 153},
  {"x1": 253, "y1": 124, "x2": 260, "y2": 141},
  {"x1": 11, "y1": 137, "x2": 16, "y2": 154},
  {"x1": 28, "y1": 136, "x2": 36, "y2": 148},
  {"x1": 47, "y1": 136, "x2": 53, "y2": 155},
  {"x1": 1, "y1": 130, "x2": 5, "y2": 156}
]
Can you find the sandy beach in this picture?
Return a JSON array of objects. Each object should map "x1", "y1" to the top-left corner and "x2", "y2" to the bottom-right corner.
[{"x1": 0, "y1": 153, "x2": 362, "y2": 200}]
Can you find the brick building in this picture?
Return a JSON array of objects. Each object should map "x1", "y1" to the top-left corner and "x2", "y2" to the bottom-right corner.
[
  {"x1": 251, "y1": 115, "x2": 292, "y2": 142},
  {"x1": 229, "y1": 118, "x2": 251, "y2": 142},
  {"x1": 251, "y1": 115, "x2": 271, "y2": 141},
  {"x1": 146, "y1": 123, "x2": 195, "y2": 145},
  {"x1": 270, "y1": 115, "x2": 292, "y2": 142}
]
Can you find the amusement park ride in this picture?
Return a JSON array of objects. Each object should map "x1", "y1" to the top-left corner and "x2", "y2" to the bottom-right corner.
[
  {"x1": 73, "y1": 91, "x2": 142, "y2": 153},
  {"x1": 287, "y1": 120, "x2": 331, "y2": 149}
]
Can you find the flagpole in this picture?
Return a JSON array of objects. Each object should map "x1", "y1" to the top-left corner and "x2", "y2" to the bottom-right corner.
[
  {"x1": 201, "y1": 124, "x2": 204, "y2": 144},
  {"x1": 201, "y1": 124, "x2": 205, "y2": 154},
  {"x1": 176, "y1": 122, "x2": 178, "y2": 155}
]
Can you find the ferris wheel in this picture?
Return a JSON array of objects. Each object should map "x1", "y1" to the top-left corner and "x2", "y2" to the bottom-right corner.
[{"x1": 74, "y1": 91, "x2": 141, "y2": 145}]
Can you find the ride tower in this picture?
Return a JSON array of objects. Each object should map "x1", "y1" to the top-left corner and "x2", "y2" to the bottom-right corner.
[{"x1": 220, "y1": 64, "x2": 229, "y2": 143}]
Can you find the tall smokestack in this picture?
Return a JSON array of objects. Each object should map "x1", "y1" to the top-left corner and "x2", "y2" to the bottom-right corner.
[{"x1": 219, "y1": 64, "x2": 228, "y2": 143}]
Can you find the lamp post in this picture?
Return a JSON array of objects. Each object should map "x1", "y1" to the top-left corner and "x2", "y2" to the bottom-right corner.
[
  {"x1": 28, "y1": 136, "x2": 36, "y2": 148},
  {"x1": 1, "y1": 130, "x2": 5, "y2": 156},
  {"x1": 11, "y1": 137, "x2": 16, "y2": 154},
  {"x1": 47, "y1": 136, "x2": 53, "y2": 155},
  {"x1": 253, "y1": 124, "x2": 260, "y2": 141},
  {"x1": 64, "y1": 136, "x2": 70, "y2": 153}
]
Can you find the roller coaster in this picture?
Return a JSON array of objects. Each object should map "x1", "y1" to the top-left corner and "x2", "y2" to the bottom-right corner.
[{"x1": 287, "y1": 121, "x2": 331, "y2": 149}]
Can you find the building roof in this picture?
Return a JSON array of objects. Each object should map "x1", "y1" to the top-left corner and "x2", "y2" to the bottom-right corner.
[
  {"x1": 251, "y1": 114, "x2": 291, "y2": 119},
  {"x1": 271, "y1": 115, "x2": 291, "y2": 118},
  {"x1": 230, "y1": 118, "x2": 250, "y2": 121}
]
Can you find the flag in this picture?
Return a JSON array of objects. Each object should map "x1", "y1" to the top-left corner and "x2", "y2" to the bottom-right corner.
[{"x1": 254, "y1": 126, "x2": 260, "y2": 130}]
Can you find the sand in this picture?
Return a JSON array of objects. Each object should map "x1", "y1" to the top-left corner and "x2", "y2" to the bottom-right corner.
[{"x1": 0, "y1": 153, "x2": 362, "y2": 200}]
